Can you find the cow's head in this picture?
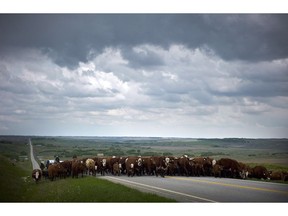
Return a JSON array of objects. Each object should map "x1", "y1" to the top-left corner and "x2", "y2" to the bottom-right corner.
[
  {"x1": 165, "y1": 157, "x2": 170, "y2": 166},
  {"x1": 102, "y1": 159, "x2": 106, "y2": 167},
  {"x1": 137, "y1": 158, "x2": 142, "y2": 167},
  {"x1": 239, "y1": 170, "x2": 249, "y2": 179},
  {"x1": 35, "y1": 171, "x2": 39, "y2": 179}
]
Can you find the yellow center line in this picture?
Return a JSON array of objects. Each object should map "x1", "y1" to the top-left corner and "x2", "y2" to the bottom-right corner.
[{"x1": 168, "y1": 177, "x2": 288, "y2": 195}]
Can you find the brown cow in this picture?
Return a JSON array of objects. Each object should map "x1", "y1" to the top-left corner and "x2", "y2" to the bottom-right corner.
[
  {"x1": 60, "y1": 160, "x2": 72, "y2": 177},
  {"x1": 125, "y1": 156, "x2": 143, "y2": 177},
  {"x1": 71, "y1": 159, "x2": 86, "y2": 178},
  {"x1": 107, "y1": 156, "x2": 120, "y2": 174},
  {"x1": 167, "y1": 157, "x2": 179, "y2": 176},
  {"x1": 216, "y1": 158, "x2": 242, "y2": 178},
  {"x1": 47, "y1": 164, "x2": 57, "y2": 181},
  {"x1": 112, "y1": 162, "x2": 122, "y2": 176},
  {"x1": 177, "y1": 155, "x2": 191, "y2": 176},
  {"x1": 250, "y1": 166, "x2": 270, "y2": 179},
  {"x1": 189, "y1": 159, "x2": 204, "y2": 177},
  {"x1": 212, "y1": 164, "x2": 223, "y2": 178},
  {"x1": 93, "y1": 157, "x2": 108, "y2": 176},
  {"x1": 150, "y1": 156, "x2": 169, "y2": 177},
  {"x1": 191, "y1": 157, "x2": 213, "y2": 176},
  {"x1": 270, "y1": 171, "x2": 283, "y2": 181},
  {"x1": 32, "y1": 169, "x2": 42, "y2": 183},
  {"x1": 238, "y1": 162, "x2": 251, "y2": 179},
  {"x1": 142, "y1": 156, "x2": 155, "y2": 176},
  {"x1": 119, "y1": 156, "x2": 128, "y2": 175}
]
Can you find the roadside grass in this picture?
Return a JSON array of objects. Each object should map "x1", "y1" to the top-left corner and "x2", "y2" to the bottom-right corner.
[
  {"x1": 0, "y1": 156, "x2": 174, "y2": 202},
  {"x1": 0, "y1": 156, "x2": 30, "y2": 202},
  {"x1": 26, "y1": 177, "x2": 175, "y2": 202}
]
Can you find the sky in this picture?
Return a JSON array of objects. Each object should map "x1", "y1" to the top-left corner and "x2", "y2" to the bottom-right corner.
[{"x1": 0, "y1": 14, "x2": 288, "y2": 138}]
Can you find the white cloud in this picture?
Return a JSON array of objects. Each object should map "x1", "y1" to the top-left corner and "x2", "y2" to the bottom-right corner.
[{"x1": 0, "y1": 44, "x2": 287, "y2": 137}]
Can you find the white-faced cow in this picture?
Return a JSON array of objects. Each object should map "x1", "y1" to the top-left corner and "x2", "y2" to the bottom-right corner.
[
  {"x1": 32, "y1": 169, "x2": 42, "y2": 183},
  {"x1": 125, "y1": 156, "x2": 143, "y2": 177}
]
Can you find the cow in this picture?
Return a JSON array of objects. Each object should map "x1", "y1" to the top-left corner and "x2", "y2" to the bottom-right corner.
[
  {"x1": 177, "y1": 155, "x2": 191, "y2": 176},
  {"x1": 216, "y1": 158, "x2": 242, "y2": 178},
  {"x1": 238, "y1": 162, "x2": 251, "y2": 179},
  {"x1": 60, "y1": 160, "x2": 72, "y2": 177},
  {"x1": 151, "y1": 156, "x2": 171, "y2": 177},
  {"x1": 212, "y1": 164, "x2": 223, "y2": 178},
  {"x1": 191, "y1": 157, "x2": 213, "y2": 176},
  {"x1": 93, "y1": 157, "x2": 108, "y2": 176},
  {"x1": 142, "y1": 156, "x2": 155, "y2": 176},
  {"x1": 48, "y1": 163, "x2": 68, "y2": 181},
  {"x1": 167, "y1": 157, "x2": 179, "y2": 176},
  {"x1": 125, "y1": 156, "x2": 143, "y2": 177},
  {"x1": 250, "y1": 166, "x2": 270, "y2": 180},
  {"x1": 32, "y1": 169, "x2": 42, "y2": 183},
  {"x1": 269, "y1": 171, "x2": 283, "y2": 181},
  {"x1": 107, "y1": 156, "x2": 120, "y2": 174},
  {"x1": 85, "y1": 158, "x2": 96, "y2": 176},
  {"x1": 119, "y1": 157, "x2": 128, "y2": 175},
  {"x1": 71, "y1": 159, "x2": 86, "y2": 178},
  {"x1": 189, "y1": 159, "x2": 204, "y2": 177},
  {"x1": 48, "y1": 163, "x2": 60, "y2": 181},
  {"x1": 112, "y1": 162, "x2": 122, "y2": 176}
]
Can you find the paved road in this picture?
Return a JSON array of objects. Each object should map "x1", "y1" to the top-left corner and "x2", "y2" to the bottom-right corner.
[
  {"x1": 101, "y1": 175, "x2": 288, "y2": 202},
  {"x1": 29, "y1": 138, "x2": 40, "y2": 170}
]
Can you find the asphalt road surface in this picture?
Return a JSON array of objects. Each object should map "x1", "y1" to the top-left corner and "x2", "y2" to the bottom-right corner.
[
  {"x1": 29, "y1": 138, "x2": 40, "y2": 170},
  {"x1": 101, "y1": 175, "x2": 288, "y2": 202}
]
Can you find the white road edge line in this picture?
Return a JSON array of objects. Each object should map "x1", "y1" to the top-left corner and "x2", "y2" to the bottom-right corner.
[{"x1": 104, "y1": 176, "x2": 217, "y2": 202}]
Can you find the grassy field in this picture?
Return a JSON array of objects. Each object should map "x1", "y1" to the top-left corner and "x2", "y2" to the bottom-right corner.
[{"x1": 26, "y1": 136, "x2": 288, "y2": 169}]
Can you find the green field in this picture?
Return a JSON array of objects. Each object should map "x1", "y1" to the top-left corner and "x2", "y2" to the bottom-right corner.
[{"x1": 27, "y1": 136, "x2": 288, "y2": 169}]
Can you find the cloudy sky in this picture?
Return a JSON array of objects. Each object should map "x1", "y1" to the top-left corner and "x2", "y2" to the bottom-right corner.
[{"x1": 0, "y1": 14, "x2": 288, "y2": 138}]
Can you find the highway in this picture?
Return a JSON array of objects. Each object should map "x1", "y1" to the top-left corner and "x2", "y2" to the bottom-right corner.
[
  {"x1": 101, "y1": 175, "x2": 288, "y2": 202},
  {"x1": 29, "y1": 138, "x2": 40, "y2": 170}
]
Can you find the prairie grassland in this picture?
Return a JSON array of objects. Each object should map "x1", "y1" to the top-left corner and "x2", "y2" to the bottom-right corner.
[{"x1": 28, "y1": 136, "x2": 288, "y2": 169}]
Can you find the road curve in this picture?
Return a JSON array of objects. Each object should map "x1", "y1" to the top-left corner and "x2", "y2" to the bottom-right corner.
[
  {"x1": 29, "y1": 138, "x2": 40, "y2": 170},
  {"x1": 101, "y1": 175, "x2": 288, "y2": 202}
]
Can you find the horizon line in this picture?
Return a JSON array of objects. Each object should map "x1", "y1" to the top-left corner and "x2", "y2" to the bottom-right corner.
[{"x1": 0, "y1": 134, "x2": 287, "y2": 139}]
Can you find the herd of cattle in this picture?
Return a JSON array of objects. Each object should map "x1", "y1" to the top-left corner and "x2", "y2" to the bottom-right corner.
[{"x1": 32, "y1": 155, "x2": 288, "y2": 183}]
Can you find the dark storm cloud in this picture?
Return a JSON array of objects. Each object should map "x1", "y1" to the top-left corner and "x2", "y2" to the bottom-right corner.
[{"x1": 1, "y1": 14, "x2": 288, "y2": 68}]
